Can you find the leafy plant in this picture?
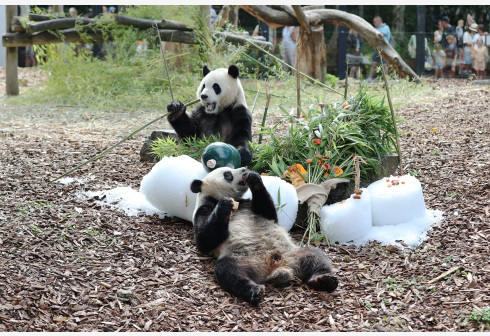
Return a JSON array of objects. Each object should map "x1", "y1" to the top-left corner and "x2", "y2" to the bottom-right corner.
[
  {"x1": 150, "y1": 134, "x2": 223, "y2": 161},
  {"x1": 465, "y1": 307, "x2": 490, "y2": 329}
]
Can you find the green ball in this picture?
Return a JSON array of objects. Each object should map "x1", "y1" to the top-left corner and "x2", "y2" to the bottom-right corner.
[{"x1": 201, "y1": 142, "x2": 241, "y2": 172}]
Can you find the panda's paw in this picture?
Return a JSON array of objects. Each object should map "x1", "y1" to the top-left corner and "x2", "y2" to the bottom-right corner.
[
  {"x1": 307, "y1": 273, "x2": 339, "y2": 293},
  {"x1": 243, "y1": 171, "x2": 262, "y2": 187},
  {"x1": 216, "y1": 198, "x2": 233, "y2": 219},
  {"x1": 247, "y1": 284, "x2": 265, "y2": 306},
  {"x1": 167, "y1": 101, "x2": 186, "y2": 117}
]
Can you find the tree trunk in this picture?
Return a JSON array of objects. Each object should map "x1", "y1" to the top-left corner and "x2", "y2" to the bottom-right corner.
[
  {"x1": 297, "y1": 24, "x2": 326, "y2": 82},
  {"x1": 391, "y1": 5, "x2": 405, "y2": 42},
  {"x1": 228, "y1": 5, "x2": 239, "y2": 29},
  {"x1": 200, "y1": 5, "x2": 211, "y2": 29}
]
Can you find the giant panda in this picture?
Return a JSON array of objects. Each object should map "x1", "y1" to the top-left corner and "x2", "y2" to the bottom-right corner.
[
  {"x1": 190, "y1": 167, "x2": 339, "y2": 305},
  {"x1": 167, "y1": 65, "x2": 252, "y2": 167}
]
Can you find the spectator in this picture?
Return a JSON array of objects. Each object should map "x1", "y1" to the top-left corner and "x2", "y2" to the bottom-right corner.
[
  {"x1": 367, "y1": 16, "x2": 391, "y2": 83},
  {"x1": 408, "y1": 34, "x2": 430, "y2": 73},
  {"x1": 440, "y1": 16, "x2": 456, "y2": 48},
  {"x1": 455, "y1": 19, "x2": 464, "y2": 74},
  {"x1": 108, "y1": 6, "x2": 116, "y2": 14},
  {"x1": 69, "y1": 7, "x2": 78, "y2": 17},
  {"x1": 252, "y1": 21, "x2": 277, "y2": 78},
  {"x1": 443, "y1": 34, "x2": 458, "y2": 79},
  {"x1": 210, "y1": 7, "x2": 217, "y2": 24},
  {"x1": 473, "y1": 24, "x2": 486, "y2": 44},
  {"x1": 434, "y1": 20, "x2": 443, "y2": 43},
  {"x1": 25, "y1": 46, "x2": 37, "y2": 67},
  {"x1": 465, "y1": 13, "x2": 475, "y2": 30},
  {"x1": 346, "y1": 29, "x2": 364, "y2": 79},
  {"x1": 471, "y1": 37, "x2": 488, "y2": 80},
  {"x1": 433, "y1": 42, "x2": 445, "y2": 79},
  {"x1": 280, "y1": 26, "x2": 297, "y2": 73},
  {"x1": 462, "y1": 23, "x2": 478, "y2": 73}
]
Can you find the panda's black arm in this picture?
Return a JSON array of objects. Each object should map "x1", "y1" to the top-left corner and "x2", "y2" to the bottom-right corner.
[
  {"x1": 227, "y1": 105, "x2": 252, "y2": 167},
  {"x1": 193, "y1": 198, "x2": 232, "y2": 255},
  {"x1": 245, "y1": 172, "x2": 278, "y2": 222},
  {"x1": 167, "y1": 103, "x2": 203, "y2": 139}
]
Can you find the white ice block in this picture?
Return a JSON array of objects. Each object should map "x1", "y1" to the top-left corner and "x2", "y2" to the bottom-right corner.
[
  {"x1": 140, "y1": 156, "x2": 298, "y2": 230},
  {"x1": 320, "y1": 188, "x2": 372, "y2": 244},
  {"x1": 367, "y1": 175, "x2": 426, "y2": 226},
  {"x1": 140, "y1": 155, "x2": 208, "y2": 222}
]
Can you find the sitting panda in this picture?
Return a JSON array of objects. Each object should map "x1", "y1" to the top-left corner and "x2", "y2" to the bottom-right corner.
[
  {"x1": 190, "y1": 167, "x2": 339, "y2": 305},
  {"x1": 167, "y1": 65, "x2": 252, "y2": 167}
]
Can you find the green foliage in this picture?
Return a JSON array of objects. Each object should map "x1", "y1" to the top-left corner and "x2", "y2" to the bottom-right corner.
[
  {"x1": 150, "y1": 134, "x2": 223, "y2": 161},
  {"x1": 251, "y1": 85, "x2": 398, "y2": 182},
  {"x1": 465, "y1": 307, "x2": 490, "y2": 329}
]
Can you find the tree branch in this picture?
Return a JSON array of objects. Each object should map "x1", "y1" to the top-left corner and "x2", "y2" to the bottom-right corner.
[{"x1": 292, "y1": 5, "x2": 311, "y2": 35}]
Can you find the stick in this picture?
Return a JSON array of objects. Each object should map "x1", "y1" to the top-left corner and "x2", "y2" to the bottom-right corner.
[
  {"x1": 296, "y1": 34, "x2": 301, "y2": 118},
  {"x1": 378, "y1": 48, "x2": 404, "y2": 175},
  {"x1": 155, "y1": 23, "x2": 174, "y2": 102},
  {"x1": 258, "y1": 80, "x2": 272, "y2": 145},
  {"x1": 426, "y1": 266, "x2": 462, "y2": 284},
  {"x1": 50, "y1": 99, "x2": 200, "y2": 183},
  {"x1": 344, "y1": 60, "x2": 349, "y2": 99}
]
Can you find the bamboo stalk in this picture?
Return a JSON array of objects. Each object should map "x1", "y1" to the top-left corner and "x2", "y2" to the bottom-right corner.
[
  {"x1": 344, "y1": 60, "x2": 349, "y2": 99},
  {"x1": 50, "y1": 99, "x2": 200, "y2": 183},
  {"x1": 258, "y1": 80, "x2": 272, "y2": 145},
  {"x1": 246, "y1": 39, "x2": 343, "y2": 96},
  {"x1": 377, "y1": 48, "x2": 404, "y2": 175}
]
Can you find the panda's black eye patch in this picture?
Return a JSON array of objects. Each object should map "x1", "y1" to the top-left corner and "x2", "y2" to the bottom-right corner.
[
  {"x1": 213, "y1": 83, "x2": 221, "y2": 95},
  {"x1": 202, "y1": 84, "x2": 205, "y2": 91},
  {"x1": 223, "y1": 171, "x2": 233, "y2": 182}
]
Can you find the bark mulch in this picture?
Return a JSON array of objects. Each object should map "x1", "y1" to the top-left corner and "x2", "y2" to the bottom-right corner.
[{"x1": 0, "y1": 78, "x2": 489, "y2": 332}]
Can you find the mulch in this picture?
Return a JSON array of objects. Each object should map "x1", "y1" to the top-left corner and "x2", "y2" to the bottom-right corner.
[{"x1": 0, "y1": 76, "x2": 489, "y2": 332}]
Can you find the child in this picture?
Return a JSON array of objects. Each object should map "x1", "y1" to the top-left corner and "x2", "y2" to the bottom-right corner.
[
  {"x1": 472, "y1": 38, "x2": 488, "y2": 80},
  {"x1": 443, "y1": 34, "x2": 459, "y2": 79},
  {"x1": 433, "y1": 43, "x2": 445, "y2": 79}
]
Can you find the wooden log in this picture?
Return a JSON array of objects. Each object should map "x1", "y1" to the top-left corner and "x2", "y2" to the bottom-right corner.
[
  {"x1": 239, "y1": 5, "x2": 420, "y2": 83},
  {"x1": 297, "y1": 24, "x2": 326, "y2": 82},
  {"x1": 26, "y1": 17, "x2": 97, "y2": 34},
  {"x1": 114, "y1": 15, "x2": 193, "y2": 31},
  {"x1": 28, "y1": 13, "x2": 64, "y2": 21},
  {"x1": 11, "y1": 16, "x2": 25, "y2": 32},
  {"x1": 6, "y1": 6, "x2": 19, "y2": 96},
  {"x1": 292, "y1": 5, "x2": 311, "y2": 35},
  {"x1": 2, "y1": 29, "x2": 109, "y2": 47}
]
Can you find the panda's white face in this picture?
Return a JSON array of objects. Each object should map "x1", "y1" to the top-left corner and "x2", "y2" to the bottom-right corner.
[
  {"x1": 196, "y1": 66, "x2": 247, "y2": 115},
  {"x1": 199, "y1": 167, "x2": 249, "y2": 201}
]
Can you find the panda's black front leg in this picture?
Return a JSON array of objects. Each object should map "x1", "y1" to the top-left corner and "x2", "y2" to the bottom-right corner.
[
  {"x1": 193, "y1": 198, "x2": 233, "y2": 255},
  {"x1": 167, "y1": 101, "x2": 199, "y2": 139},
  {"x1": 244, "y1": 171, "x2": 278, "y2": 222}
]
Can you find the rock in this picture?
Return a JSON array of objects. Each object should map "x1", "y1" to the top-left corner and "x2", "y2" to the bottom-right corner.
[
  {"x1": 471, "y1": 79, "x2": 490, "y2": 85},
  {"x1": 140, "y1": 129, "x2": 178, "y2": 162},
  {"x1": 116, "y1": 289, "x2": 133, "y2": 299}
]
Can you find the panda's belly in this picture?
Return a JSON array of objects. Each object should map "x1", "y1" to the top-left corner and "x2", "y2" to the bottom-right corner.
[
  {"x1": 200, "y1": 112, "x2": 232, "y2": 141},
  {"x1": 216, "y1": 209, "x2": 297, "y2": 258}
]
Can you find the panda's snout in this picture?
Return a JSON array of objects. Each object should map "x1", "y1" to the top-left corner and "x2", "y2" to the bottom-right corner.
[{"x1": 201, "y1": 94, "x2": 208, "y2": 100}]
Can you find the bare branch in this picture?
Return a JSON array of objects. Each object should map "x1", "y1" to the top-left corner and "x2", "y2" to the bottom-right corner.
[{"x1": 292, "y1": 5, "x2": 311, "y2": 35}]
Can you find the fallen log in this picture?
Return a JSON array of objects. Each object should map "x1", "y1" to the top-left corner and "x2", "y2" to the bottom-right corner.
[
  {"x1": 115, "y1": 15, "x2": 194, "y2": 31},
  {"x1": 26, "y1": 17, "x2": 98, "y2": 34}
]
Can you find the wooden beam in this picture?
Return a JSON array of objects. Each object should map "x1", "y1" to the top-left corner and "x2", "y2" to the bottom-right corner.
[
  {"x1": 2, "y1": 29, "x2": 272, "y2": 50},
  {"x1": 28, "y1": 13, "x2": 64, "y2": 21},
  {"x1": 115, "y1": 15, "x2": 194, "y2": 31},
  {"x1": 6, "y1": 5, "x2": 19, "y2": 96},
  {"x1": 292, "y1": 5, "x2": 311, "y2": 35},
  {"x1": 26, "y1": 17, "x2": 97, "y2": 34}
]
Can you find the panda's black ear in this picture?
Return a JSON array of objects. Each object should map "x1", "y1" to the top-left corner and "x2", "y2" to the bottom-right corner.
[
  {"x1": 228, "y1": 65, "x2": 239, "y2": 79},
  {"x1": 202, "y1": 65, "x2": 210, "y2": 78},
  {"x1": 190, "y1": 180, "x2": 203, "y2": 193}
]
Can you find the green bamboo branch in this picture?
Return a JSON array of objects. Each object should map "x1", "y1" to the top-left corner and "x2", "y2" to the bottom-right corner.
[
  {"x1": 50, "y1": 98, "x2": 200, "y2": 183},
  {"x1": 246, "y1": 39, "x2": 343, "y2": 96}
]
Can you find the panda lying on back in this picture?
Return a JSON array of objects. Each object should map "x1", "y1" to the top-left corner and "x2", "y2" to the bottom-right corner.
[
  {"x1": 167, "y1": 65, "x2": 252, "y2": 167},
  {"x1": 190, "y1": 167, "x2": 339, "y2": 305}
]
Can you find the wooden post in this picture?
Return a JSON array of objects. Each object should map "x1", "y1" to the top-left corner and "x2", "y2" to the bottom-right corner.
[
  {"x1": 200, "y1": 5, "x2": 211, "y2": 29},
  {"x1": 228, "y1": 5, "x2": 239, "y2": 29},
  {"x1": 53, "y1": 5, "x2": 64, "y2": 15},
  {"x1": 6, "y1": 5, "x2": 19, "y2": 96}
]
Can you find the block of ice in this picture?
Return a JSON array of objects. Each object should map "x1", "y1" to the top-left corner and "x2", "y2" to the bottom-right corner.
[
  {"x1": 320, "y1": 188, "x2": 372, "y2": 244},
  {"x1": 243, "y1": 176, "x2": 298, "y2": 231},
  {"x1": 140, "y1": 155, "x2": 298, "y2": 230},
  {"x1": 140, "y1": 155, "x2": 208, "y2": 222},
  {"x1": 368, "y1": 175, "x2": 426, "y2": 226},
  {"x1": 80, "y1": 187, "x2": 163, "y2": 217}
]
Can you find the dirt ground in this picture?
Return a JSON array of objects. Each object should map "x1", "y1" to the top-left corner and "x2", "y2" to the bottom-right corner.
[{"x1": 0, "y1": 68, "x2": 489, "y2": 331}]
